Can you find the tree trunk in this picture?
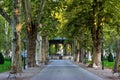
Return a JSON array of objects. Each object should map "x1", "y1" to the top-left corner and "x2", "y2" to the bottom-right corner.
[
  {"x1": 41, "y1": 36, "x2": 46, "y2": 63},
  {"x1": 36, "y1": 33, "x2": 42, "y2": 64},
  {"x1": 73, "y1": 39, "x2": 77, "y2": 61},
  {"x1": 79, "y1": 48, "x2": 83, "y2": 62},
  {"x1": 74, "y1": 40, "x2": 80, "y2": 62},
  {"x1": 0, "y1": 2, "x2": 21, "y2": 66},
  {"x1": 21, "y1": 0, "x2": 46, "y2": 67},
  {"x1": 76, "y1": 49, "x2": 80, "y2": 62},
  {"x1": 45, "y1": 37, "x2": 49, "y2": 64},
  {"x1": 5, "y1": 22, "x2": 9, "y2": 51},
  {"x1": 113, "y1": 39, "x2": 120, "y2": 71},
  {"x1": 91, "y1": 0, "x2": 104, "y2": 67},
  {"x1": 41, "y1": 36, "x2": 49, "y2": 64},
  {"x1": 92, "y1": 25, "x2": 103, "y2": 67},
  {"x1": 27, "y1": 22, "x2": 37, "y2": 67},
  {"x1": 91, "y1": 0, "x2": 99, "y2": 67},
  {"x1": 12, "y1": 0, "x2": 22, "y2": 73}
]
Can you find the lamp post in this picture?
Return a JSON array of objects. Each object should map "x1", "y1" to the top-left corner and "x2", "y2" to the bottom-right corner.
[
  {"x1": 101, "y1": 37, "x2": 104, "y2": 70},
  {"x1": 23, "y1": 38, "x2": 26, "y2": 70}
]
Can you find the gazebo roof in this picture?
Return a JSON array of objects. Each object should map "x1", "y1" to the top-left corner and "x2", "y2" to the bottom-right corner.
[
  {"x1": 52, "y1": 37, "x2": 66, "y2": 40},
  {"x1": 49, "y1": 37, "x2": 66, "y2": 44}
]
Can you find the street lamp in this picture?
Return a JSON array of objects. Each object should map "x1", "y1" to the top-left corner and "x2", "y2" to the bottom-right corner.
[
  {"x1": 101, "y1": 37, "x2": 104, "y2": 70},
  {"x1": 23, "y1": 38, "x2": 27, "y2": 70}
]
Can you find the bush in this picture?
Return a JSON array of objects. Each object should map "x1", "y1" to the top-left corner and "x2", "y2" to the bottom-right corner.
[
  {"x1": 0, "y1": 52, "x2": 4, "y2": 64},
  {"x1": 108, "y1": 52, "x2": 114, "y2": 62},
  {"x1": 4, "y1": 58, "x2": 11, "y2": 61}
]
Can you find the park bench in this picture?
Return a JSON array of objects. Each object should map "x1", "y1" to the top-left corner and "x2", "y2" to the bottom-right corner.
[{"x1": 7, "y1": 66, "x2": 17, "y2": 80}]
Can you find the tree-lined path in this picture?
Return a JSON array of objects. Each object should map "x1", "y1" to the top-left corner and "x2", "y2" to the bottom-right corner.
[
  {"x1": 0, "y1": 0, "x2": 120, "y2": 80},
  {"x1": 31, "y1": 60, "x2": 103, "y2": 80}
]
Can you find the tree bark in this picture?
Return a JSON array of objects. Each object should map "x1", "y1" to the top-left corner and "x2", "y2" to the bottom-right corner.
[
  {"x1": 45, "y1": 37, "x2": 49, "y2": 64},
  {"x1": 79, "y1": 48, "x2": 83, "y2": 62},
  {"x1": 12, "y1": 0, "x2": 22, "y2": 73},
  {"x1": 0, "y1": 0, "x2": 22, "y2": 72},
  {"x1": 91, "y1": 0, "x2": 104, "y2": 67},
  {"x1": 76, "y1": 49, "x2": 80, "y2": 62},
  {"x1": 113, "y1": 39, "x2": 120, "y2": 71},
  {"x1": 36, "y1": 33, "x2": 42, "y2": 64},
  {"x1": 91, "y1": 0, "x2": 99, "y2": 67},
  {"x1": 41, "y1": 36, "x2": 46, "y2": 63},
  {"x1": 41, "y1": 36, "x2": 49, "y2": 64},
  {"x1": 26, "y1": 23, "x2": 37, "y2": 67},
  {"x1": 22, "y1": 0, "x2": 46, "y2": 67}
]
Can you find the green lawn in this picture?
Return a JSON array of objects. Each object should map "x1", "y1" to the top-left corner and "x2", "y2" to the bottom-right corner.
[
  {"x1": 0, "y1": 59, "x2": 119, "y2": 73},
  {"x1": 0, "y1": 61, "x2": 11, "y2": 73},
  {"x1": 103, "y1": 61, "x2": 114, "y2": 69},
  {"x1": 87, "y1": 60, "x2": 115, "y2": 69}
]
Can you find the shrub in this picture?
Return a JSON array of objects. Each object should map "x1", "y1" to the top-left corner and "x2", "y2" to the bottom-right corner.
[
  {"x1": 0, "y1": 52, "x2": 4, "y2": 64},
  {"x1": 4, "y1": 58, "x2": 11, "y2": 61},
  {"x1": 108, "y1": 52, "x2": 114, "y2": 62}
]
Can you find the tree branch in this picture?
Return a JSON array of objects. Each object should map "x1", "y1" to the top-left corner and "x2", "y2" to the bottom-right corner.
[
  {"x1": 0, "y1": 7, "x2": 12, "y2": 24},
  {"x1": 37, "y1": 0, "x2": 46, "y2": 24},
  {"x1": 21, "y1": 0, "x2": 32, "y2": 25}
]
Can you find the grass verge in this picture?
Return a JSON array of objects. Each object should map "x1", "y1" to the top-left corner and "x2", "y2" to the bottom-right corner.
[{"x1": 0, "y1": 61, "x2": 11, "y2": 73}]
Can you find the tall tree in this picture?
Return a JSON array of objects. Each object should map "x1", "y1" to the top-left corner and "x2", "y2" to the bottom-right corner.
[
  {"x1": 12, "y1": 0, "x2": 22, "y2": 73},
  {"x1": 113, "y1": 39, "x2": 120, "y2": 71},
  {"x1": 22, "y1": 0, "x2": 46, "y2": 67},
  {"x1": 91, "y1": 0, "x2": 104, "y2": 67},
  {"x1": 0, "y1": 0, "x2": 22, "y2": 72}
]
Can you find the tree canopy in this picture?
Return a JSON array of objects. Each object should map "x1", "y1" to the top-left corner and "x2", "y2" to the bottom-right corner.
[{"x1": 0, "y1": 0, "x2": 120, "y2": 68}]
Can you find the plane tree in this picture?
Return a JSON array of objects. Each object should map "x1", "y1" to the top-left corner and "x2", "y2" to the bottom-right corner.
[
  {"x1": 60, "y1": 0, "x2": 120, "y2": 68},
  {"x1": 0, "y1": 0, "x2": 120, "y2": 71}
]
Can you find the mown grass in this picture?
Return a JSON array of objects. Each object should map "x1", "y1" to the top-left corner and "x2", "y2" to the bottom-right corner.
[
  {"x1": 0, "y1": 59, "x2": 119, "y2": 73},
  {"x1": 103, "y1": 60, "x2": 114, "y2": 69},
  {"x1": 0, "y1": 60, "x2": 11, "y2": 73},
  {"x1": 87, "y1": 60, "x2": 116, "y2": 69}
]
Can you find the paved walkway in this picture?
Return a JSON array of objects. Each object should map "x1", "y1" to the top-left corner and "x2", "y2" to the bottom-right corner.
[
  {"x1": 31, "y1": 60, "x2": 103, "y2": 80},
  {"x1": 0, "y1": 60, "x2": 120, "y2": 80}
]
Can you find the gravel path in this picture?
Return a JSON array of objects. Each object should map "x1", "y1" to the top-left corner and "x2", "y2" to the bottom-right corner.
[
  {"x1": 75, "y1": 62, "x2": 120, "y2": 80},
  {"x1": 0, "y1": 61, "x2": 120, "y2": 80},
  {"x1": 0, "y1": 64, "x2": 46, "y2": 80}
]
